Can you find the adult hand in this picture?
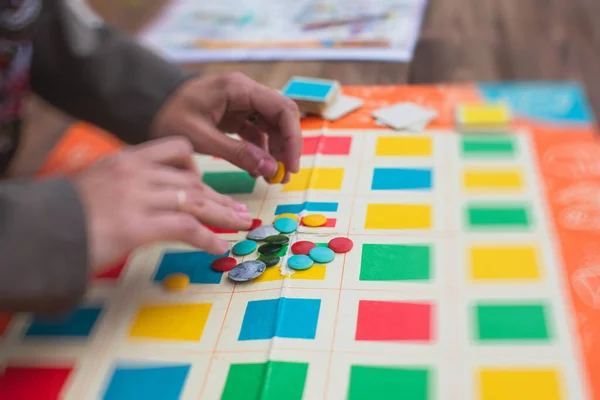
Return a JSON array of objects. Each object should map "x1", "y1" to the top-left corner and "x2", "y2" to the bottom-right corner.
[
  {"x1": 150, "y1": 73, "x2": 303, "y2": 184},
  {"x1": 72, "y1": 137, "x2": 252, "y2": 270}
]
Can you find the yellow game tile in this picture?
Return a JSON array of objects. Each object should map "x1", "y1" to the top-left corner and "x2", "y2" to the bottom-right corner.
[
  {"x1": 365, "y1": 204, "x2": 432, "y2": 230},
  {"x1": 282, "y1": 167, "x2": 344, "y2": 192},
  {"x1": 479, "y1": 368, "x2": 562, "y2": 400},
  {"x1": 459, "y1": 103, "x2": 512, "y2": 126},
  {"x1": 463, "y1": 169, "x2": 524, "y2": 191},
  {"x1": 290, "y1": 265, "x2": 326, "y2": 280},
  {"x1": 129, "y1": 303, "x2": 211, "y2": 342},
  {"x1": 375, "y1": 136, "x2": 432, "y2": 157},
  {"x1": 470, "y1": 246, "x2": 540, "y2": 280}
]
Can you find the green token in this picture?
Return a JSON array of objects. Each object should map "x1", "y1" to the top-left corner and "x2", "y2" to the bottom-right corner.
[
  {"x1": 258, "y1": 243, "x2": 283, "y2": 255},
  {"x1": 257, "y1": 254, "x2": 280, "y2": 267},
  {"x1": 265, "y1": 234, "x2": 289, "y2": 245}
]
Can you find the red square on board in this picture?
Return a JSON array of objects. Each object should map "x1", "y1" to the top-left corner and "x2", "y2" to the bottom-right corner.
[
  {"x1": 94, "y1": 256, "x2": 128, "y2": 280},
  {"x1": 0, "y1": 366, "x2": 73, "y2": 400},
  {"x1": 355, "y1": 300, "x2": 433, "y2": 342},
  {"x1": 0, "y1": 312, "x2": 11, "y2": 335},
  {"x1": 302, "y1": 136, "x2": 352, "y2": 155}
]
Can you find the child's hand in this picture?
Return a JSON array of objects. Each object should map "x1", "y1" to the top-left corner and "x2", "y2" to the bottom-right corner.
[
  {"x1": 150, "y1": 73, "x2": 303, "y2": 184},
  {"x1": 72, "y1": 136, "x2": 251, "y2": 271}
]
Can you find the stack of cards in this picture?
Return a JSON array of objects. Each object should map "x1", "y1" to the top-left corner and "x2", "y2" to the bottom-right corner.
[
  {"x1": 372, "y1": 102, "x2": 438, "y2": 131},
  {"x1": 281, "y1": 76, "x2": 364, "y2": 121},
  {"x1": 456, "y1": 102, "x2": 512, "y2": 132}
]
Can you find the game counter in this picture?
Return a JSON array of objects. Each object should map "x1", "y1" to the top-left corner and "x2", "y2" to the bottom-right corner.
[{"x1": 1, "y1": 82, "x2": 600, "y2": 399}]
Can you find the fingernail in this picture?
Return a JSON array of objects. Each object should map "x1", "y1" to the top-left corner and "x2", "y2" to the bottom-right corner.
[
  {"x1": 258, "y1": 158, "x2": 277, "y2": 178},
  {"x1": 218, "y1": 239, "x2": 229, "y2": 253},
  {"x1": 235, "y1": 202, "x2": 248, "y2": 211},
  {"x1": 238, "y1": 211, "x2": 252, "y2": 221}
]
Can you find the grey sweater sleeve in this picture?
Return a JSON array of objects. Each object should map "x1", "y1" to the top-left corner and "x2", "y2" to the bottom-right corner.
[
  {"x1": 30, "y1": 0, "x2": 195, "y2": 145},
  {"x1": 0, "y1": 178, "x2": 89, "y2": 313}
]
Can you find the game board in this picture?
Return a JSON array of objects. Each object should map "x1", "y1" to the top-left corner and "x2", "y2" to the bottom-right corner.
[
  {"x1": 137, "y1": 0, "x2": 427, "y2": 62},
  {"x1": 1, "y1": 82, "x2": 600, "y2": 400}
]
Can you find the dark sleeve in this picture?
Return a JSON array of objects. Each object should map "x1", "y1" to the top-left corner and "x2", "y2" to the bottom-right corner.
[
  {"x1": 0, "y1": 178, "x2": 89, "y2": 314},
  {"x1": 30, "y1": 0, "x2": 196, "y2": 145}
]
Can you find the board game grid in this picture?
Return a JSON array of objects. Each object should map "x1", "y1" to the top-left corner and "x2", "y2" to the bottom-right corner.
[{"x1": 1, "y1": 83, "x2": 599, "y2": 400}]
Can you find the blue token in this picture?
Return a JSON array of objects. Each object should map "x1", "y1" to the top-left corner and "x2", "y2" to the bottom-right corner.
[
  {"x1": 232, "y1": 240, "x2": 257, "y2": 256},
  {"x1": 274, "y1": 217, "x2": 298, "y2": 234},
  {"x1": 288, "y1": 254, "x2": 314, "y2": 270},
  {"x1": 309, "y1": 247, "x2": 335, "y2": 263}
]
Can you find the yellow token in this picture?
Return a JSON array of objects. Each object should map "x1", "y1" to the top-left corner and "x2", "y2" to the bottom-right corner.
[
  {"x1": 269, "y1": 161, "x2": 285, "y2": 184},
  {"x1": 274, "y1": 213, "x2": 299, "y2": 222},
  {"x1": 163, "y1": 273, "x2": 190, "y2": 291},
  {"x1": 301, "y1": 213, "x2": 327, "y2": 227}
]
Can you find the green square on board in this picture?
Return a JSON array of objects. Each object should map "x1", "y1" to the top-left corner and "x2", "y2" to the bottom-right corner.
[
  {"x1": 221, "y1": 361, "x2": 308, "y2": 400},
  {"x1": 348, "y1": 365, "x2": 430, "y2": 400},
  {"x1": 461, "y1": 136, "x2": 516, "y2": 157},
  {"x1": 360, "y1": 244, "x2": 431, "y2": 281},
  {"x1": 202, "y1": 171, "x2": 256, "y2": 194},
  {"x1": 475, "y1": 303, "x2": 551, "y2": 341},
  {"x1": 275, "y1": 244, "x2": 289, "y2": 257},
  {"x1": 467, "y1": 204, "x2": 530, "y2": 228}
]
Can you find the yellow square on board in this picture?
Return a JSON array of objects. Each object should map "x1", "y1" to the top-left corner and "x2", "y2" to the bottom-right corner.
[
  {"x1": 463, "y1": 169, "x2": 524, "y2": 191},
  {"x1": 460, "y1": 103, "x2": 511, "y2": 126},
  {"x1": 479, "y1": 369, "x2": 561, "y2": 400},
  {"x1": 129, "y1": 303, "x2": 211, "y2": 342},
  {"x1": 365, "y1": 204, "x2": 432, "y2": 230},
  {"x1": 375, "y1": 136, "x2": 432, "y2": 157},
  {"x1": 290, "y1": 265, "x2": 326, "y2": 280},
  {"x1": 470, "y1": 246, "x2": 540, "y2": 280},
  {"x1": 253, "y1": 266, "x2": 285, "y2": 282},
  {"x1": 283, "y1": 167, "x2": 344, "y2": 192}
]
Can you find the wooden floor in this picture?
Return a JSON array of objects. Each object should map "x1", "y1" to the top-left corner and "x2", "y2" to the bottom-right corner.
[{"x1": 89, "y1": 0, "x2": 600, "y2": 118}]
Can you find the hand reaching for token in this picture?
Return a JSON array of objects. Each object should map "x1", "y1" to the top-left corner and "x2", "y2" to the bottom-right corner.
[
  {"x1": 72, "y1": 137, "x2": 251, "y2": 270},
  {"x1": 150, "y1": 72, "x2": 303, "y2": 184}
]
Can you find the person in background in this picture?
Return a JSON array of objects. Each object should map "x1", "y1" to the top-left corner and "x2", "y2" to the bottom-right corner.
[{"x1": 0, "y1": 0, "x2": 302, "y2": 313}]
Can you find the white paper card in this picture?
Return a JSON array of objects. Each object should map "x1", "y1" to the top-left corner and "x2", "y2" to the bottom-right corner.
[
  {"x1": 372, "y1": 102, "x2": 438, "y2": 130},
  {"x1": 322, "y1": 95, "x2": 364, "y2": 121}
]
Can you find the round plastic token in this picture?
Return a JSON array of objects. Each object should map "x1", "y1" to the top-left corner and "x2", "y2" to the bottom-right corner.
[
  {"x1": 211, "y1": 256, "x2": 237, "y2": 272},
  {"x1": 328, "y1": 237, "x2": 354, "y2": 253},
  {"x1": 257, "y1": 255, "x2": 280, "y2": 267},
  {"x1": 266, "y1": 234, "x2": 289, "y2": 245},
  {"x1": 163, "y1": 273, "x2": 190, "y2": 291},
  {"x1": 249, "y1": 218, "x2": 262, "y2": 230},
  {"x1": 288, "y1": 255, "x2": 314, "y2": 270},
  {"x1": 291, "y1": 241, "x2": 316, "y2": 255},
  {"x1": 309, "y1": 247, "x2": 335, "y2": 264},
  {"x1": 232, "y1": 240, "x2": 257, "y2": 256},
  {"x1": 258, "y1": 243, "x2": 283, "y2": 255},
  {"x1": 274, "y1": 213, "x2": 298, "y2": 222},
  {"x1": 269, "y1": 161, "x2": 285, "y2": 184},
  {"x1": 301, "y1": 213, "x2": 327, "y2": 227},
  {"x1": 274, "y1": 217, "x2": 298, "y2": 234},
  {"x1": 228, "y1": 260, "x2": 266, "y2": 282}
]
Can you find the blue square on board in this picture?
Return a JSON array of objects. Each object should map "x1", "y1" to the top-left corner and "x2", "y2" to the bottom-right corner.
[
  {"x1": 371, "y1": 168, "x2": 433, "y2": 190},
  {"x1": 282, "y1": 79, "x2": 333, "y2": 101},
  {"x1": 25, "y1": 306, "x2": 103, "y2": 338},
  {"x1": 154, "y1": 250, "x2": 229, "y2": 284},
  {"x1": 101, "y1": 364, "x2": 190, "y2": 400},
  {"x1": 238, "y1": 297, "x2": 321, "y2": 341}
]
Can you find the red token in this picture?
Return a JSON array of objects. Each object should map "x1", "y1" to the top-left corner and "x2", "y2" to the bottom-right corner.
[
  {"x1": 248, "y1": 218, "x2": 262, "y2": 230},
  {"x1": 291, "y1": 240, "x2": 316, "y2": 255},
  {"x1": 211, "y1": 257, "x2": 237, "y2": 272},
  {"x1": 328, "y1": 237, "x2": 354, "y2": 253}
]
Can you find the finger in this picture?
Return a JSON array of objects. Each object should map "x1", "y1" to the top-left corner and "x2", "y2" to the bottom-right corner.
[
  {"x1": 186, "y1": 116, "x2": 278, "y2": 179},
  {"x1": 148, "y1": 214, "x2": 230, "y2": 255},
  {"x1": 223, "y1": 74, "x2": 303, "y2": 173},
  {"x1": 238, "y1": 121, "x2": 268, "y2": 152},
  {"x1": 149, "y1": 189, "x2": 253, "y2": 231},
  {"x1": 145, "y1": 166, "x2": 246, "y2": 211},
  {"x1": 129, "y1": 136, "x2": 199, "y2": 174}
]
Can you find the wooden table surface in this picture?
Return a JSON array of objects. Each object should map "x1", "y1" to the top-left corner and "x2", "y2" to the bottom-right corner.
[{"x1": 88, "y1": 0, "x2": 600, "y2": 119}]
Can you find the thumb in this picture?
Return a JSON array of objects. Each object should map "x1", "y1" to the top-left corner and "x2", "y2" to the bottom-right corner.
[{"x1": 192, "y1": 117, "x2": 278, "y2": 179}]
